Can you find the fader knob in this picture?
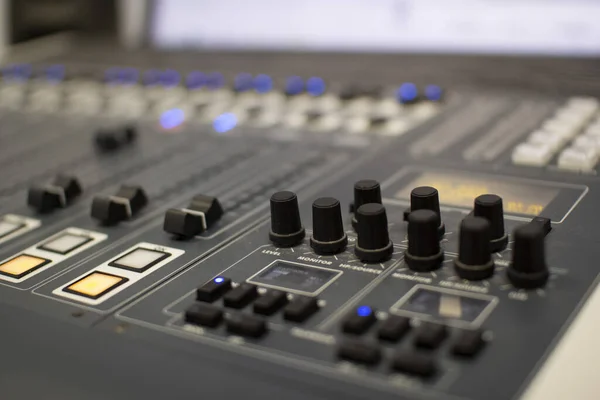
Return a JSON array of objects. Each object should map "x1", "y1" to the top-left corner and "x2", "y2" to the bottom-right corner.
[
  {"x1": 454, "y1": 217, "x2": 495, "y2": 280},
  {"x1": 409, "y1": 186, "x2": 445, "y2": 237},
  {"x1": 354, "y1": 203, "x2": 393, "y2": 262},
  {"x1": 474, "y1": 194, "x2": 508, "y2": 252},
  {"x1": 351, "y1": 179, "x2": 382, "y2": 230},
  {"x1": 507, "y1": 224, "x2": 549, "y2": 289},
  {"x1": 404, "y1": 209, "x2": 444, "y2": 272},
  {"x1": 310, "y1": 197, "x2": 348, "y2": 255},
  {"x1": 269, "y1": 191, "x2": 305, "y2": 247}
]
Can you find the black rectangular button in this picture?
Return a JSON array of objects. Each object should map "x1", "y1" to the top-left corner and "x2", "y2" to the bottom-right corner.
[
  {"x1": 253, "y1": 289, "x2": 288, "y2": 316},
  {"x1": 414, "y1": 322, "x2": 447, "y2": 349},
  {"x1": 337, "y1": 339, "x2": 381, "y2": 365},
  {"x1": 226, "y1": 314, "x2": 267, "y2": 338},
  {"x1": 530, "y1": 217, "x2": 552, "y2": 236},
  {"x1": 223, "y1": 283, "x2": 259, "y2": 309},
  {"x1": 452, "y1": 329, "x2": 485, "y2": 357},
  {"x1": 378, "y1": 315, "x2": 410, "y2": 342},
  {"x1": 391, "y1": 351, "x2": 437, "y2": 377},
  {"x1": 184, "y1": 302, "x2": 223, "y2": 328},
  {"x1": 196, "y1": 276, "x2": 232, "y2": 303},
  {"x1": 283, "y1": 296, "x2": 319, "y2": 322},
  {"x1": 342, "y1": 306, "x2": 377, "y2": 335}
]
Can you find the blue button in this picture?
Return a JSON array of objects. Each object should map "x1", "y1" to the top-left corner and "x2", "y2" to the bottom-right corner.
[
  {"x1": 160, "y1": 108, "x2": 185, "y2": 130},
  {"x1": 234, "y1": 73, "x2": 253, "y2": 92},
  {"x1": 143, "y1": 69, "x2": 162, "y2": 86},
  {"x1": 357, "y1": 305, "x2": 373, "y2": 317},
  {"x1": 45, "y1": 65, "x2": 65, "y2": 82},
  {"x1": 285, "y1": 76, "x2": 304, "y2": 95},
  {"x1": 213, "y1": 113, "x2": 238, "y2": 133},
  {"x1": 253, "y1": 74, "x2": 273, "y2": 93},
  {"x1": 424, "y1": 84, "x2": 443, "y2": 101},
  {"x1": 160, "y1": 69, "x2": 181, "y2": 87},
  {"x1": 396, "y1": 82, "x2": 418, "y2": 103},
  {"x1": 306, "y1": 77, "x2": 326, "y2": 96},
  {"x1": 214, "y1": 276, "x2": 225, "y2": 284},
  {"x1": 186, "y1": 71, "x2": 205, "y2": 89},
  {"x1": 119, "y1": 68, "x2": 139, "y2": 84},
  {"x1": 205, "y1": 72, "x2": 225, "y2": 90},
  {"x1": 4, "y1": 64, "x2": 32, "y2": 81}
]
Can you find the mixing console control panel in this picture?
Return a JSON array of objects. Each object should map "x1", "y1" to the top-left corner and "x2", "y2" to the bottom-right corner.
[{"x1": 0, "y1": 59, "x2": 599, "y2": 400}]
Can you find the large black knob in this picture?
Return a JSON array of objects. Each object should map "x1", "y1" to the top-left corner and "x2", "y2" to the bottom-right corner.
[
  {"x1": 269, "y1": 191, "x2": 305, "y2": 247},
  {"x1": 454, "y1": 217, "x2": 495, "y2": 280},
  {"x1": 354, "y1": 203, "x2": 393, "y2": 262},
  {"x1": 351, "y1": 180, "x2": 382, "y2": 230},
  {"x1": 404, "y1": 209, "x2": 444, "y2": 272},
  {"x1": 507, "y1": 224, "x2": 549, "y2": 289},
  {"x1": 409, "y1": 186, "x2": 445, "y2": 237},
  {"x1": 474, "y1": 194, "x2": 508, "y2": 252},
  {"x1": 310, "y1": 197, "x2": 347, "y2": 255}
]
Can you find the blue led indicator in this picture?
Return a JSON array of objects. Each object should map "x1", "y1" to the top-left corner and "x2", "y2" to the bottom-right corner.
[
  {"x1": 357, "y1": 306, "x2": 373, "y2": 317},
  {"x1": 214, "y1": 277, "x2": 225, "y2": 284},
  {"x1": 234, "y1": 73, "x2": 253, "y2": 92},
  {"x1": 45, "y1": 65, "x2": 65, "y2": 82},
  {"x1": 160, "y1": 108, "x2": 185, "y2": 130},
  {"x1": 213, "y1": 113, "x2": 238, "y2": 133},
  {"x1": 424, "y1": 84, "x2": 443, "y2": 101},
  {"x1": 160, "y1": 69, "x2": 181, "y2": 87},
  {"x1": 143, "y1": 69, "x2": 162, "y2": 86},
  {"x1": 254, "y1": 74, "x2": 273, "y2": 93},
  {"x1": 396, "y1": 83, "x2": 418, "y2": 103},
  {"x1": 285, "y1": 76, "x2": 304, "y2": 95},
  {"x1": 186, "y1": 71, "x2": 205, "y2": 89},
  {"x1": 205, "y1": 72, "x2": 225, "y2": 90},
  {"x1": 306, "y1": 77, "x2": 326, "y2": 96}
]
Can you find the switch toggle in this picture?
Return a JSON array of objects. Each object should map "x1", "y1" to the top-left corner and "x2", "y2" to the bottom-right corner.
[
  {"x1": 28, "y1": 174, "x2": 82, "y2": 213},
  {"x1": 91, "y1": 185, "x2": 148, "y2": 225},
  {"x1": 163, "y1": 194, "x2": 224, "y2": 238}
]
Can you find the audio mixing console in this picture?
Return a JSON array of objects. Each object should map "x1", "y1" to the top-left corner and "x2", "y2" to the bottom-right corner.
[{"x1": 0, "y1": 53, "x2": 599, "y2": 400}]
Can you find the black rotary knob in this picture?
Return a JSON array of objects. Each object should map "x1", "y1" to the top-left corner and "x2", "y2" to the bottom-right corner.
[
  {"x1": 354, "y1": 203, "x2": 393, "y2": 262},
  {"x1": 409, "y1": 186, "x2": 445, "y2": 238},
  {"x1": 454, "y1": 217, "x2": 495, "y2": 280},
  {"x1": 474, "y1": 194, "x2": 508, "y2": 252},
  {"x1": 269, "y1": 191, "x2": 305, "y2": 247},
  {"x1": 351, "y1": 179, "x2": 382, "y2": 230},
  {"x1": 310, "y1": 197, "x2": 348, "y2": 255},
  {"x1": 507, "y1": 224, "x2": 549, "y2": 289},
  {"x1": 404, "y1": 209, "x2": 444, "y2": 272}
]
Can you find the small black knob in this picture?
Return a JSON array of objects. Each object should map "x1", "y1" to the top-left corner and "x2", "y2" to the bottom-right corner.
[
  {"x1": 354, "y1": 203, "x2": 393, "y2": 262},
  {"x1": 409, "y1": 186, "x2": 445, "y2": 237},
  {"x1": 454, "y1": 217, "x2": 495, "y2": 280},
  {"x1": 507, "y1": 224, "x2": 549, "y2": 289},
  {"x1": 351, "y1": 179, "x2": 382, "y2": 230},
  {"x1": 474, "y1": 194, "x2": 508, "y2": 252},
  {"x1": 269, "y1": 191, "x2": 305, "y2": 247},
  {"x1": 310, "y1": 197, "x2": 347, "y2": 255},
  {"x1": 404, "y1": 209, "x2": 444, "y2": 272},
  {"x1": 95, "y1": 125, "x2": 137, "y2": 153}
]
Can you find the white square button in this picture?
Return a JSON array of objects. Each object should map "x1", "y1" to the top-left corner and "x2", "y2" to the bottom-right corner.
[
  {"x1": 39, "y1": 233, "x2": 93, "y2": 254},
  {"x1": 109, "y1": 248, "x2": 170, "y2": 273},
  {"x1": 0, "y1": 220, "x2": 24, "y2": 238}
]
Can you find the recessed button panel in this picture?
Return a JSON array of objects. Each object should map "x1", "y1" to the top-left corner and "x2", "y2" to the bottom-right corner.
[
  {"x1": 109, "y1": 248, "x2": 171, "y2": 272},
  {"x1": 63, "y1": 271, "x2": 128, "y2": 299},
  {"x1": 0, "y1": 254, "x2": 51, "y2": 278},
  {"x1": 38, "y1": 233, "x2": 93, "y2": 255},
  {"x1": 0, "y1": 220, "x2": 25, "y2": 238}
]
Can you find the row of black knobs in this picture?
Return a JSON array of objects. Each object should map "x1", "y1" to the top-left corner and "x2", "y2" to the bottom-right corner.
[{"x1": 268, "y1": 180, "x2": 549, "y2": 289}]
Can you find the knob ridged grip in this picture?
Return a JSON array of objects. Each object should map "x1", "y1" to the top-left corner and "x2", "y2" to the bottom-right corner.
[
  {"x1": 454, "y1": 217, "x2": 495, "y2": 280},
  {"x1": 410, "y1": 186, "x2": 445, "y2": 237},
  {"x1": 507, "y1": 224, "x2": 549, "y2": 289},
  {"x1": 351, "y1": 180, "x2": 382, "y2": 230},
  {"x1": 310, "y1": 197, "x2": 347, "y2": 255},
  {"x1": 354, "y1": 203, "x2": 393, "y2": 262},
  {"x1": 404, "y1": 209, "x2": 444, "y2": 272},
  {"x1": 474, "y1": 194, "x2": 508, "y2": 252}
]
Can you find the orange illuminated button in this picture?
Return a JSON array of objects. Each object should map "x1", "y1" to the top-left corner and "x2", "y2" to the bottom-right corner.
[
  {"x1": 64, "y1": 271, "x2": 128, "y2": 299},
  {"x1": 0, "y1": 254, "x2": 51, "y2": 278}
]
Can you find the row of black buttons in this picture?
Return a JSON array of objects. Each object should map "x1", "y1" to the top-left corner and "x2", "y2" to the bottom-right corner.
[
  {"x1": 185, "y1": 302, "x2": 267, "y2": 338},
  {"x1": 341, "y1": 306, "x2": 485, "y2": 355},
  {"x1": 194, "y1": 276, "x2": 321, "y2": 322}
]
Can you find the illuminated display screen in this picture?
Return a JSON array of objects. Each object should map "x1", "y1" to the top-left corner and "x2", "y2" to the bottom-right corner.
[
  {"x1": 392, "y1": 286, "x2": 496, "y2": 326},
  {"x1": 248, "y1": 261, "x2": 341, "y2": 295},
  {"x1": 394, "y1": 172, "x2": 559, "y2": 216}
]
